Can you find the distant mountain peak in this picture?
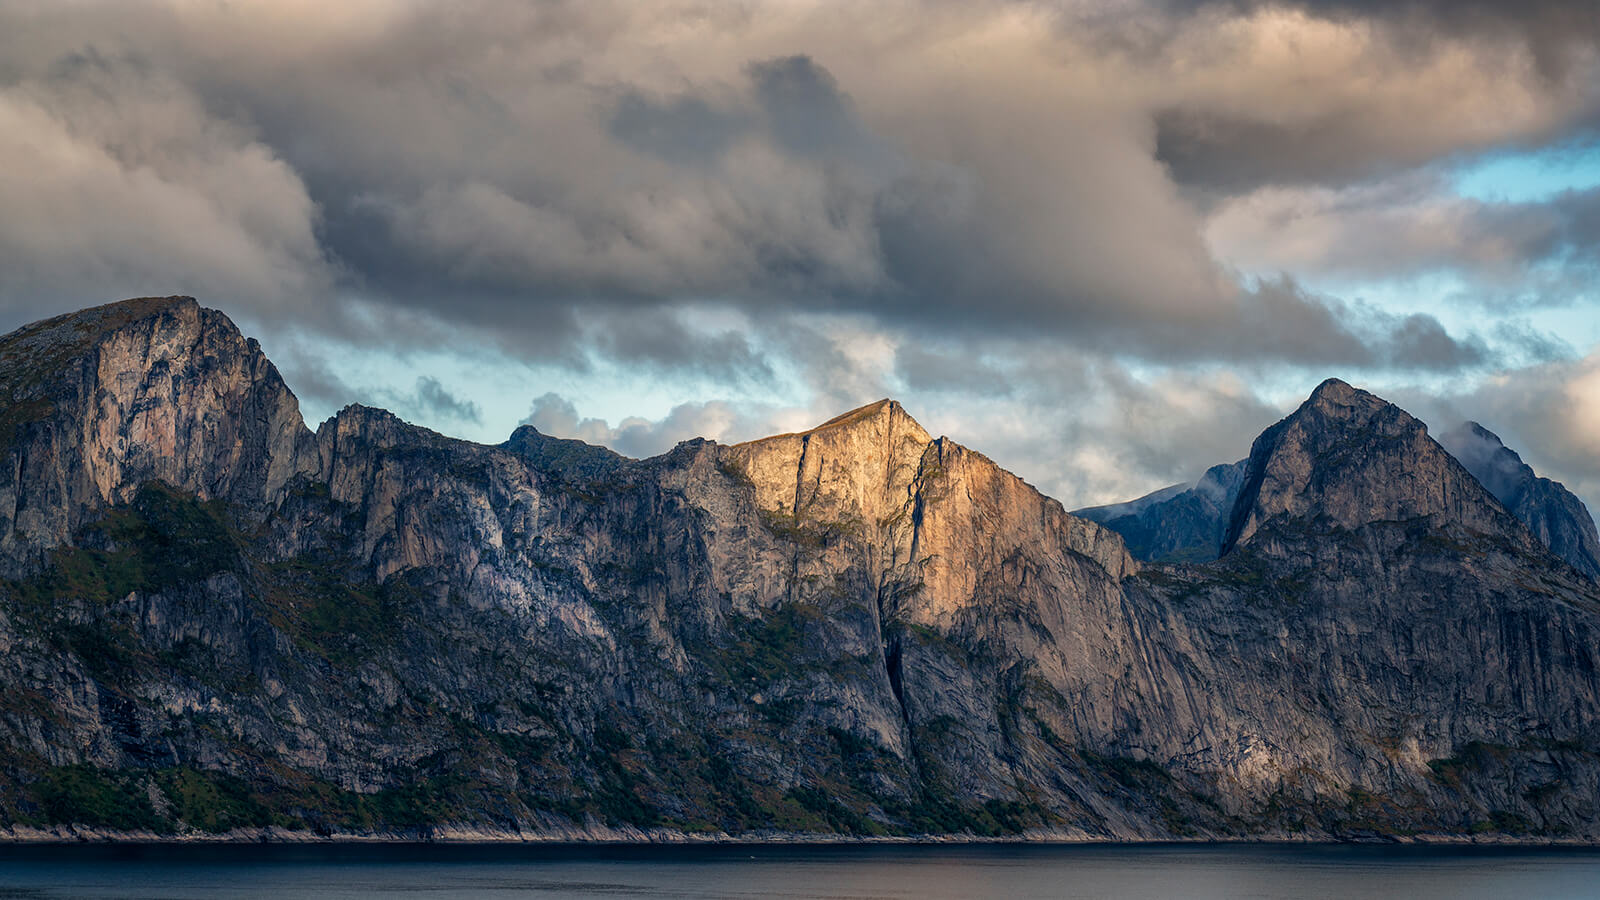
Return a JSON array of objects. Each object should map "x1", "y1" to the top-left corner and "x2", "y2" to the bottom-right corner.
[
  {"x1": 1222, "y1": 379, "x2": 1520, "y2": 554},
  {"x1": 1437, "y1": 420, "x2": 1600, "y2": 581},
  {"x1": 1074, "y1": 460, "x2": 1247, "y2": 563},
  {"x1": 1301, "y1": 377, "x2": 1389, "y2": 420}
]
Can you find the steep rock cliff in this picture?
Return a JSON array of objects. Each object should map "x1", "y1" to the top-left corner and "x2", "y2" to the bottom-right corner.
[{"x1": 0, "y1": 297, "x2": 314, "y2": 577}]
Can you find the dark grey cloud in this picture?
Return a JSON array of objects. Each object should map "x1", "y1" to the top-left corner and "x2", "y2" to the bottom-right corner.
[
  {"x1": 1075, "y1": 277, "x2": 1490, "y2": 371},
  {"x1": 608, "y1": 91, "x2": 750, "y2": 166},
  {"x1": 748, "y1": 55, "x2": 888, "y2": 171},
  {"x1": 588, "y1": 309, "x2": 776, "y2": 385},
  {"x1": 412, "y1": 376, "x2": 484, "y2": 425},
  {"x1": 894, "y1": 343, "x2": 1014, "y2": 397},
  {"x1": 1155, "y1": 110, "x2": 1420, "y2": 192},
  {"x1": 1381, "y1": 313, "x2": 1488, "y2": 370}
]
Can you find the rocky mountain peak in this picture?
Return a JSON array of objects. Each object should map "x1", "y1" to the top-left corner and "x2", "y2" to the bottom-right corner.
[
  {"x1": 805, "y1": 398, "x2": 931, "y2": 443},
  {"x1": 501, "y1": 424, "x2": 628, "y2": 481},
  {"x1": 0, "y1": 296, "x2": 315, "y2": 575},
  {"x1": 723, "y1": 398, "x2": 933, "y2": 527},
  {"x1": 1222, "y1": 379, "x2": 1521, "y2": 554},
  {"x1": 1, "y1": 295, "x2": 196, "y2": 354},
  {"x1": 1304, "y1": 376, "x2": 1370, "y2": 409},
  {"x1": 812, "y1": 395, "x2": 928, "y2": 432},
  {"x1": 2, "y1": 297, "x2": 201, "y2": 402}
]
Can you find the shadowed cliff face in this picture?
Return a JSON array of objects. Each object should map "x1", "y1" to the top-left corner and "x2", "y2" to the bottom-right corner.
[{"x1": 2, "y1": 300, "x2": 1600, "y2": 842}]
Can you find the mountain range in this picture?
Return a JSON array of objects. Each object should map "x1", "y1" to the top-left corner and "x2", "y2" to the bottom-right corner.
[{"x1": 1, "y1": 296, "x2": 1599, "y2": 841}]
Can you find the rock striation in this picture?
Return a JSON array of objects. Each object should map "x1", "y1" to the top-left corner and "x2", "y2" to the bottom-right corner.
[{"x1": 2, "y1": 300, "x2": 1600, "y2": 842}]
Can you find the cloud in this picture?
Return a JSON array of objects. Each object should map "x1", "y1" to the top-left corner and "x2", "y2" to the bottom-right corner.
[
  {"x1": 608, "y1": 91, "x2": 750, "y2": 167},
  {"x1": 411, "y1": 376, "x2": 484, "y2": 426},
  {"x1": 748, "y1": 55, "x2": 889, "y2": 171},
  {"x1": 266, "y1": 345, "x2": 484, "y2": 430},
  {"x1": 0, "y1": 51, "x2": 333, "y2": 327},
  {"x1": 496, "y1": 307, "x2": 1569, "y2": 519},
  {"x1": 1, "y1": 0, "x2": 1570, "y2": 375},
  {"x1": 514, "y1": 328, "x2": 1289, "y2": 511},
  {"x1": 520, "y1": 392, "x2": 779, "y2": 459},
  {"x1": 0, "y1": 0, "x2": 1595, "y2": 518},
  {"x1": 1149, "y1": 5, "x2": 1600, "y2": 189},
  {"x1": 894, "y1": 342, "x2": 1014, "y2": 398},
  {"x1": 1187, "y1": 0, "x2": 1600, "y2": 78},
  {"x1": 587, "y1": 309, "x2": 776, "y2": 386},
  {"x1": 1206, "y1": 172, "x2": 1600, "y2": 297}
]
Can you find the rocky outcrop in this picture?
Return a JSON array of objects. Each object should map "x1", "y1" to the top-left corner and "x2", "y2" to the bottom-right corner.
[
  {"x1": 2, "y1": 302, "x2": 1600, "y2": 842},
  {"x1": 1437, "y1": 422, "x2": 1600, "y2": 581}
]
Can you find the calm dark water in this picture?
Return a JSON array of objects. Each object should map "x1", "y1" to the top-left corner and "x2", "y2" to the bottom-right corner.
[{"x1": 0, "y1": 842, "x2": 1597, "y2": 899}]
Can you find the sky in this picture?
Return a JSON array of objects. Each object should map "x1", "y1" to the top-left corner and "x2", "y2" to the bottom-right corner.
[{"x1": 1, "y1": 0, "x2": 1598, "y2": 513}]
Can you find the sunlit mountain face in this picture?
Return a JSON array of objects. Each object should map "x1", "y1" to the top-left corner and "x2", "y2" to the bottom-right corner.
[{"x1": 0, "y1": 0, "x2": 1597, "y2": 517}]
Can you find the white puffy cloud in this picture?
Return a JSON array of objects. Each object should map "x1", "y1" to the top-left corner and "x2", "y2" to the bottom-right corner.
[{"x1": 521, "y1": 392, "x2": 786, "y2": 460}]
